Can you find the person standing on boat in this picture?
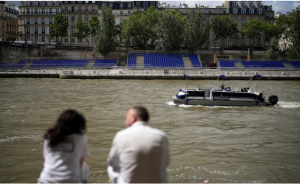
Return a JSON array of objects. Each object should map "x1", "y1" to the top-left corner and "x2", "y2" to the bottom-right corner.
[
  {"x1": 38, "y1": 110, "x2": 90, "y2": 183},
  {"x1": 247, "y1": 87, "x2": 252, "y2": 93},
  {"x1": 107, "y1": 106, "x2": 170, "y2": 183}
]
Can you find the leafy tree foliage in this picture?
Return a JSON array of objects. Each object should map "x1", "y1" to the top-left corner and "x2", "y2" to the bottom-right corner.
[
  {"x1": 261, "y1": 22, "x2": 282, "y2": 39},
  {"x1": 241, "y1": 19, "x2": 263, "y2": 46},
  {"x1": 263, "y1": 37, "x2": 278, "y2": 59},
  {"x1": 88, "y1": 16, "x2": 100, "y2": 37},
  {"x1": 211, "y1": 15, "x2": 239, "y2": 47},
  {"x1": 154, "y1": 10, "x2": 184, "y2": 51},
  {"x1": 74, "y1": 18, "x2": 90, "y2": 44},
  {"x1": 288, "y1": 7, "x2": 300, "y2": 59},
  {"x1": 122, "y1": 6, "x2": 160, "y2": 49},
  {"x1": 183, "y1": 9, "x2": 210, "y2": 53},
  {"x1": 49, "y1": 13, "x2": 69, "y2": 40},
  {"x1": 94, "y1": 5, "x2": 117, "y2": 56}
]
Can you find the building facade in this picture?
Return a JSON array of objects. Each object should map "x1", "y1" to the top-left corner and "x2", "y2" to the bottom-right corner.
[
  {"x1": 18, "y1": 1, "x2": 62, "y2": 42},
  {"x1": 0, "y1": 1, "x2": 5, "y2": 41},
  {"x1": 5, "y1": 4, "x2": 18, "y2": 41},
  {"x1": 61, "y1": 1, "x2": 98, "y2": 46}
]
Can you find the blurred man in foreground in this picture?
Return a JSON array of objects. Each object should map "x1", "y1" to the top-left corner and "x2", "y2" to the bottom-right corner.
[{"x1": 107, "y1": 106, "x2": 170, "y2": 183}]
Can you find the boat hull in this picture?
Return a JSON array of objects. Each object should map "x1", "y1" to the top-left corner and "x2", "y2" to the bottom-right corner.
[{"x1": 173, "y1": 96, "x2": 271, "y2": 106}]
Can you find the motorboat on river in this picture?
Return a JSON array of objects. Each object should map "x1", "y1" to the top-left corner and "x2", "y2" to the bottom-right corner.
[{"x1": 173, "y1": 74, "x2": 278, "y2": 106}]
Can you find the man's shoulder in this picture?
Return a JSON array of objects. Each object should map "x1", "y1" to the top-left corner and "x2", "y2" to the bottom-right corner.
[{"x1": 115, "y1": 125, "x2": 167, "y2": 138}]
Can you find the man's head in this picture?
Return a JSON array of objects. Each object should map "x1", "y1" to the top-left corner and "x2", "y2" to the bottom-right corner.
[{"x1": 125, "y1": 106, "x2": 149, "y2": 127}]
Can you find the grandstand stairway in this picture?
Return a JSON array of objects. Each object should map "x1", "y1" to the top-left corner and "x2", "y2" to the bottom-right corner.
[
  {"x1": 234, "y1": 62, "x2": 244, "y2": 69},
  {"x1": 87, "y1": 60, "x2": 96, "y2": 68},
  {"x1": 23, "y1": 62, "x2": 32, "y2": 69},
  {"x1": 182, "y1": 56, "x2": 193, "y2": 69},
  {"x1": 136, "y1": 55, "x2": 144, "y2": 69},
  {"x1": 282, "y1": 62, "x2": 294, "y2": 70}
]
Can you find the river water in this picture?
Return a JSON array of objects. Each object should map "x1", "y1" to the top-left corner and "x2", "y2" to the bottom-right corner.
[{"x1": 0, "y1": 78, "x2": 300, "y2": 183}]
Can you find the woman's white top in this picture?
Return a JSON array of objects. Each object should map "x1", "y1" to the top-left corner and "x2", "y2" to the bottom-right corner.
[{"x1": 38, "y1": 134, "x2": 90, "y2": 183}]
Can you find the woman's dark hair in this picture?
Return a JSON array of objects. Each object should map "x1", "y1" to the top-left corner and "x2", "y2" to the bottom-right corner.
[{"x1": 44, "y1": 109, "x2": 86, "y2": 148}]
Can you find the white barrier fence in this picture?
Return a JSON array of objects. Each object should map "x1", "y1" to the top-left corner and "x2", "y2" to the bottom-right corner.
[{"x1": 1, "y1": 68, "x2": 300, "y2": 78}]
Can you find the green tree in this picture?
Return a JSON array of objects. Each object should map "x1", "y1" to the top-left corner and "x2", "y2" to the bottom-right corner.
[
  {"x1": 288, "y1": 7, "x2": 300, "y2": 59},
  {"x1": 211, "y1": 15, "x2": 239, "y2": 49},
  {"x1": 116, "y1": 22, "x2": 123, "y2": 50},
  {"x1": 263, "y1": 37, "x2": 278, "y2": 59},
  {"x1": 122, "y1": 6, "x2": 160, "y2": 49},
  {"x1": 154, "y1": 10, "x2": 184, "y2": 51},
  {"x1": 275, "y1": 13, "x2": 294, "y2": 38},
  {"x1": 94, "y1": 5, "x2": 117, "y2": 56},
  {"x1": 261, "y1": 22, "x2": 282, "y2": 39},
  {"x1": 74, "y1": 18, "x2": 90, "y2": 45},
  {"x1": 183, "y1": 9, "x2": 210, "y2": 53},
  {"x1": 88, "y1": 15, "x2": 100, "y2": 37},
  {"x1": 241, "y1": 19, "x2": 263, "y2": 47},
  {"x1": 49, "y1": 13, "x2": 69, "y2": 41}
]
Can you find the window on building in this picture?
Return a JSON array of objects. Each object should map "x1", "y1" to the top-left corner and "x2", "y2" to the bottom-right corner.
[
  {"x1": 241, "y1": 2, "x2": 244, "y2": 7},
  {"x1": 151, "y1": 2, "x2": 155, "y2": 6},
  {"x1": 242, "y1": 38, "x2": 245, "y2": 45},
  {"x1": 128, "y1": 2, "x2": 131, "y2": 8},
  {"x1": 92, "y1": 6, "x2": 95, "y2": 12},
  {"x1": 250, "y1": 38, "x2": 253, "y2": 45},
  {"x1": 120, "y1": 11, "x2": 123, "y2": 16},
  {"x1": 78, "y1": 38, "x2": 82, "y2": 43},
  {"x1": 35, "y1": 27, "x2": 38, "y2": 34},
  {"x1": 71, "y1": 30, "x2": 74, "y2": 36},
  {"x1": 78, "y1": 6, "x2": 81, "y2": 12},
  {"x1": 42, "y1": 18, "x2": 45, "y2": 24},
  {"x1": 65, "y1": 38, "x2": 68, "y2": 42},
  {"x1": 232, "y1": 2, "x2": 236, "y2": 7},
  {"x1": 85, "y1": 6, "x2": 88, "y2": 12},
  {"x1": 258, "y1": 9, "x2": 262, "y2": 14},
  {"x1": 85, "y1": 15, "x2": 88, "y2": 21},
  {"x1": 241, "y1": 9, "x2": 246, "y2": 14},
  {"x1": 109, "y1": 3, "x2": 113, "y2": 8},
  {"x1": 71, "y1": 22, "x2": 75, "y2": 28},
  {"x1": 206, "y1": 10, "x2": 209, "y2": 13},
  {"x1": 49, "y1": 18, "x2": 53, "y2": 24},
  {"x1": 71, "y1": 38, "x2": 75, "y2": 43},
  {"x1": 257, "y1": 2, "x2": 261, "y2": 7},
  {"x1": 233, "y1": 8, "x2": 238, "y2": 14},
  {"x1": 26, "y1": 27, "x2": 30, "y2": 34},
  {"x1": 206, "y1": 15, "x2": 210, "y2": 18},
  {"x1": 102, "y1": 2, "x2": 106, "y2": 7},
  {"x1": 65, "y1": 6, "x2": 68, "y2": 12},
  {"x1": 128, "y1": 11, "x2": 131, "y2": 15},
  {"x1": 257, "y1": 37, "x2": 261, "y2": 45},
  {"x1": 120, "y1": 2, "x2": 123, "y2": 9},
  {"x1": 242, "y1": 18, "x2": 245, "y2": 24},
  {"x1": 233, "y1": 39, "x2": 237, "y2": 46},
  {"x1": 250, "y1": 9, "x2": 254, "y2": 14},
  {"x1": 78, "y1": 15, "x2": 82, "y2": 20},
  {"x1": 258, "y1": 18, "x2": 262, "y2": 21},
  {"x1": 120, "y1": 18, "x2": 123, "y2": 23},
  {"x1": 72, "y1": 15, "x2": 75, "y2": 21},
  {"x1": 144, "y1": 2, "x2": 148, "y2": 7},
  {"x1": 42, "y1": 27, "x2": 45, "y2": 34},
  {"x1": 65, "y1": 15, "x2": 68, "y2": 20},
  {"x1": 249, "y1": 2, "x2": 253, "y2": 7},
  {"x1": 34, "y1": 18, "x2": 38, "y2": 24},
  {"x1": 137, "y1": 2, "x2": 141, "y2": 7},
  {"x1": 35, "y1": 36, "x2": 38, "y2": 41},
  {"x1": 234, "y1": 18, "x2": 237, "y2": 23},
  {"x1": 42, "y1": 36, "x2": 45, "y2": 41}
]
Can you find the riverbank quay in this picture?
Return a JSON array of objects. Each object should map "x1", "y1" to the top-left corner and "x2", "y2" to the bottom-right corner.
[{"x1": 1, "y1": 69, "x2": 300, "y2": 80}]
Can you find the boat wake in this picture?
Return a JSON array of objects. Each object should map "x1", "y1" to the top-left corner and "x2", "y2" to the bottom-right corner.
[
  {"x1": 275, "y1": 101, "x2": 300, "y2": 108},
  {"x1": 166, "y1": 101, "x2": 239, "y2": 108}
]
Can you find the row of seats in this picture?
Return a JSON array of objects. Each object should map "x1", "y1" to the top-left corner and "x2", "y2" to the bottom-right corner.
[
  {"x1": 0, "y1": 60, "x2": 28, "y2": 68},
  {"x1": 93, "y1": 59, "x2": 117, "y2": 67},
  {"x1": 127, "y1": 53, "x2": 201, "y2": 68},
  {"x1": 30, "y1": 60, "x2": 89, "y2": 68},
  {"x1": 219, "y1": 60, "x2": 300, "y2": 68}
]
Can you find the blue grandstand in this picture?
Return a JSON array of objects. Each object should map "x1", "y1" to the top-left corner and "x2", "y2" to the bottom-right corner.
[
  {"x1": 218, "y1": 60, "x2": 300, "y2": 69},
  {"x1": 0, "y1": 60, "x2": 28, "y2": 68},
  {"x1": 127, "y1": 53, "x2": 201, "y2": 69},
  {"x1": 93, "y1": 59, "x2": 117, "y2": 67},
  {"x1": 30, "y1": 59, "x2": 89, "y2": 68}
]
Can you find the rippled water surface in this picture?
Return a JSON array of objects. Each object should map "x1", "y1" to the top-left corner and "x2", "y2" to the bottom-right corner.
[{"x1": 1, "y1": 78, "x2": 300, "y2": 183}]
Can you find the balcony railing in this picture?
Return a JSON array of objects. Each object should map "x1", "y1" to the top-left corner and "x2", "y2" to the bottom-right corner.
[
  {"x1": 18, "y1": 12, "x2": 60, "y2": 16},
  {"x1": 62, "y1": 10, "x2": 97, "y2": 13},
  {"x1": 18, "y1": 31, "x2": 23, "y2": 35}
]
